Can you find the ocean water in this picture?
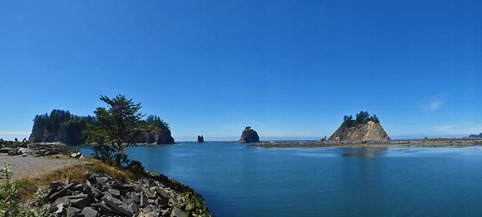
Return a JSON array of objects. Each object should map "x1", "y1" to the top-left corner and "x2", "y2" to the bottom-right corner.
[{"x1": 79, "y1": 142, "x2": 482, "y2": 217}]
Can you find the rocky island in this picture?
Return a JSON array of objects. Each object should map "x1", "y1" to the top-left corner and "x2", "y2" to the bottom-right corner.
[
  {"x1": 29, "y1": 109, "x2": 175, "y2": 145},
  {"x1": 329, "y1": 111, "x2": 390, "y2": 142},
  {"x1": 197, "y1": 135, "x2": 204, "y2": 143},
  {"x1": 239, "y1": 127, "x2": 260, "y2": 143}
]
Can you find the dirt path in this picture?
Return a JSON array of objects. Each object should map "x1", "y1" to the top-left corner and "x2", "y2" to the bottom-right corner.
[{"x1": 0, "y1": 154, "x2": 84, "y2": 182}]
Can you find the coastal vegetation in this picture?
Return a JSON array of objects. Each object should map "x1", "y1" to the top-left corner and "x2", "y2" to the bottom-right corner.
[
  {"x1": 84, "y1": 95, "x2": 148, "y2": 166},
  {"x1": 30, "y1": 110, "x2": 95, "y2": 145},
  {"x1": 341, "y1": 111, "x2": 380, "y2": 128},
  {"x1": 0, "y1": 163, "x2": 50, "y2": 216},
  {"x1": 29, "y1": 100, "x2": 173, "y2": 146}
]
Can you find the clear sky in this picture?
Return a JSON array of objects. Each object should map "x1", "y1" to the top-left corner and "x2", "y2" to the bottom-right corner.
[{"x1": 1, "y1": 0, "x2": 481, "y2": 141}]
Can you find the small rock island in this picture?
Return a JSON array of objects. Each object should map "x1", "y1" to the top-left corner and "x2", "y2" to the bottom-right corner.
[
  {"x1": 197, "y1": 135, "x2": 205, "y2": 143},
  {"x1": 239, "y1": 126, "x2": 260, "y2": 143},
  {"x1": 329, "y1": 111, "x2": 390, "y2": 142}
]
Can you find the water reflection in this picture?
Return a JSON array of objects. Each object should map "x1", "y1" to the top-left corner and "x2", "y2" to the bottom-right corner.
[{"x1": 341, "y1": 147, "x2": 387, "y2": 158}]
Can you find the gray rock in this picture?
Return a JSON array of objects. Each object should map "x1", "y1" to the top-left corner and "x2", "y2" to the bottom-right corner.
[
  {"x1": 73, "y1": 183, "x2": 83, "y2": 191},
  {"x1": 131, "y1": 192, "x2": 140, "y2": 204},
  {"x1": 102, "y1": 194, "x2": 122, "y2": 206},
  {"x1": 157, "y1": 187, "x2": 170, "y2": 198},
  {"x1": 108, "y1": 189, "x2": 121, "y2": 197},
  {"x1": 185, "y1": 203, "x2": 194, "y2": 211},
  {"x1": 54, "y1": 196, "x2": 70, "y2": 206},
  {"x1": 50, "y1": 181, "x2": 65, "y2": 191},
  {"x1": 156, "y1": 198, "x2": 168, "y2": 208},
  {"x1": 92, "y1": 187, "x2": 103, "y2": 199},
  {"x1": 110, "y1": 180, "x2": 123, "y2": 189},
  {"x1": 81, "y1": 207, "x2": 99, "y2": 217},
  {"x1": 49, "y1": 182, "x2": 77, "y2": 201},
  {"x1": 95, "y1": 176, "x2": 109, "y2": 186},
  {"x1": 161, "y1": 209, "x2": 170, "y2": 217},
  {"x1": 127, "y1": 202, "x2": 139, "y2": 215},
  {"x1": 122, "y1": 184, "x2": 136, "y2": 191},
  {"x1": 86, "y1": 179, "x2": 92, "y2": 188},
  {"x1": 148, "y1": 179, "x2": 156, "y2": 186},
  {"x1": 103, "y1": 194, "x2": 133, "y2": 216},
  {"x1": 141, "y1": 186, "x2": 156, "y2": 199},
  {"x1": 168, "y1": 198, "x2": 178, "y2": 207},
  {"x1": 140, "y1": 192, "x2": 149, "y2": 208},
  {"x1": 66, "y1": 206, "x2": 81, "y2": 217},
  {"x1": 70, "y1": 197, "x2": 89, "y2": 209},
  {"x1": 94, "y1": 202, "x2": 113, "y2": 215},
  {"x1": 170, "y1": 207, "x2": 186, "y2": 217},
  {"x1": 83, "y1": 185, "x2": 95, "y2": 199},
  {"x1": 84, "y1": 171, "x2": 92, "y2": 180},
  {"x1": 55, "y1": 203, "x2": 66, "y2": 216}
]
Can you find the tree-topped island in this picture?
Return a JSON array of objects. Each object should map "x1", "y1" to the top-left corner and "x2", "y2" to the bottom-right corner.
[
  {"x1": 340, "y1": 111, "x2": 380, "y2": 128},
  {"x1": 329, "y1": 111, "x2": 390, "y2": 142},
  {"x1": 28, "y1": 96, "x2": 174, "y2": 146},
  {"x1": 239, "y1": 126, "x2": 260, "y2": 143}
]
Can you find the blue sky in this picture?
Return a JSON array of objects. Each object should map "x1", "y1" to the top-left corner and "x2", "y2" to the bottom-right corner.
[{"x1": 1, "y1": 0, "x2": 481, "y2": 141}]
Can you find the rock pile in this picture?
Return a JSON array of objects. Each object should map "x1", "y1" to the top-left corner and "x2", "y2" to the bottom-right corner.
[{"x1": 44, "y1": 172, "x2": 208, "y2": 217}]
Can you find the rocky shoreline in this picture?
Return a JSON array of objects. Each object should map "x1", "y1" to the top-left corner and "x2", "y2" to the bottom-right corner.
[
  {"x1": 252, "y1": 138, "x2": 482, "y2": 148},
  {"x1": 1, "y1": 142, "x2": 212, "y2": 217},
  {"x1": 43, "y1": 172, "x2": 210, "y2": 217}
]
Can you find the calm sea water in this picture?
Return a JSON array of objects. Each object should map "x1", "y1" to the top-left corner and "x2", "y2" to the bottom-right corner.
[{"x1": 79, "y1": 142, "x2": 482, "y2": 217}]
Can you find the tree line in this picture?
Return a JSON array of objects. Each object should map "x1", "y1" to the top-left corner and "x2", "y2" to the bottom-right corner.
[
  {"x1": 341, "y1": 111, "x2": 380, "y2": 128},
  {"x1": 31, "y1": 103, "x2": 170, "y2": 145}
]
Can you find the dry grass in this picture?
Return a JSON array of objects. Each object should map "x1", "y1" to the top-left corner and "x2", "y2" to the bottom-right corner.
[{"x1": 14, "y1": 159, "x2": 135, "y2": 202}]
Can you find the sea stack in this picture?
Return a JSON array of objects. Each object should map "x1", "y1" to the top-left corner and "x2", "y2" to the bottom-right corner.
[
  {"x1": 329, "y1": 111, "x2": 390, "y2": 142},
  {"x1": 239, "y1": 126, "x2": 260, "y2": 143},
  {"x1": 197, "y1": 135, "x2": 205, "y2": 143}
]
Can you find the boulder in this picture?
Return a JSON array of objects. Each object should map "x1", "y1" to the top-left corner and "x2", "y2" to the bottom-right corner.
[
  {"x1": 170, "y1": 207, "x2": 186, "y2": 217},
  {"x1": 81, "y1": 207, "x2": 99, "y2": 217}
]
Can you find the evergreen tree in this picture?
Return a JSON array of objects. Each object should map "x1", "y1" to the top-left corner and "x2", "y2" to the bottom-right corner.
[{"x1": 85, "y1": 95, "x2": 146, "y2": 166}]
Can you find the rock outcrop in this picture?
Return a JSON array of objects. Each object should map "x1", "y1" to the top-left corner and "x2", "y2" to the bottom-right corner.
[
  {"x1": 329, "y1": 121, "x2": 390, "y2": 142},
  {"x1": 43, "y1": 172, "x2": 211, "y2": 217},
  {"x1": 197, "y1": 135, "x2": 204, "y2": 143},
  {"x1": 134, "y1": 130, "x2": 175, "y2": 145},
  {"x1": 239, "y1": 127, "x2": 260, "y2": 143},
  {"x1": 29, "y1": 110, "x2": 175, "y2": 145}
]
